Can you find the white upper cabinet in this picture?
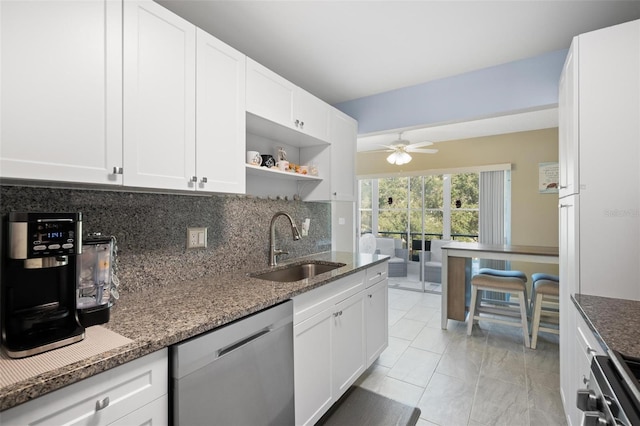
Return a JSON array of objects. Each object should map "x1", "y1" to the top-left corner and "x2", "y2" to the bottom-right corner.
[
  {"x1": 1, "y1": 0, "x2": 354, "y2": 197},
  {"x1": 123, "y1": 0, "x2": 197, "y2": 191},
  {"x1": 302, "y1": 108, "x2": 357, "y2": 201},
  {"x1": 195, "y1": 29, "x2": 246, "y2": 194},
  {"x1": 294, "y1": 88, "x2": 331, "y2": 142},
  {"x1": 0, "y1": 0, "x2": 123, "y2": 185},
  {"x1": 246, "y1": 58, "x2": 295, "y2": 130},
  {"x1": 246, "y1": 58, "x2": 330, "y2": 143},
  {"x1": 327, "y1": 109, "x2": 357, "y2": 201}
]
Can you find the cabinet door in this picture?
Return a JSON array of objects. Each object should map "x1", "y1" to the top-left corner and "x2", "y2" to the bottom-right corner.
[
  {"x1": 365, "y1": 279, "x2": 388, "y2": 367},
  {"x1": 577, "y1": 21, "x2": 640, "y2": 301},
  {"x1": 123, "y1": 0, "x2": 196, "y2": 191},
  {"x1": 294, "y1": 308, "x2": 333, "y2": 426},
  {"x1": 246, "y1": 58, "x2": 295, "y2": 130},
  {"x1": 558, "y1": 41, "x2": 578, "y2": 198},
  {"x1": 301, "y1": 108, "x2": 357, "y2": 202},
  {"x1": 559, "y1": 195, "x2": 579, "y2": 425},
  {"x1": 333, "y1": 292, "x2": 365, "y2": 397},
  {"x1": 0, "y1": 0, "x2": 122, "y2": 185},
  {"x1": 329, "y1": 109, "x2": 357, "y2": 201},
  {"x1": 195, "y1": 29, "x2": 246, "y2": 193},
  {"x1": 294, "y1": 89, "x2": 330, "y2": 141}
]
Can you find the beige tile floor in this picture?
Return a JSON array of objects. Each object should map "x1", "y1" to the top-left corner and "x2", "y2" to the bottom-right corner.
[{"x1": 354, "y1": 287, "x2": 566, "y2": 426}]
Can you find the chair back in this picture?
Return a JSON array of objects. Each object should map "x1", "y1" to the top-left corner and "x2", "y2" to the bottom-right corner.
[
  {"x1": 429, "y1": 239, "x2": 450, "y2": 262},
  {"x1": 375, "y1": 238, "x2": 397, "y2": 257}
]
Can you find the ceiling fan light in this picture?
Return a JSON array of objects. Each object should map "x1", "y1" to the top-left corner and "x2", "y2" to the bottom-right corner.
[
  {"x1": 386, "y1": 151, "x2": 412, "y2": 165},
  {"x1": 397, "y1": 152, "x2": 412, "y2": 165}
]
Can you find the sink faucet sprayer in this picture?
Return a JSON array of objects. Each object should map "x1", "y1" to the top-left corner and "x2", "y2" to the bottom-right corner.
[{"x1": 269, "y1": 212, "x2": 301, "y2": 266}]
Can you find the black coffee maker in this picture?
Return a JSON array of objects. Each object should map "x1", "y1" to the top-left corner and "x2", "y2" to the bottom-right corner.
[{"x1": 1, "y1": 212, "x2": 85, "y2": 358}]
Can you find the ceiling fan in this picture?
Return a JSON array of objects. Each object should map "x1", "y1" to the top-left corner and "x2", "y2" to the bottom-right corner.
[{"x1": 366, "y1": 132, "x2": 438, "y2": 165}]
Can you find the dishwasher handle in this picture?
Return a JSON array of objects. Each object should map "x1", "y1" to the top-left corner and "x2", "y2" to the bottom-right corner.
[
  {"x1": 217, "y1": 327, "x2": 271, "y2": 358},
  {"x1": 172, "y1": 300, "x2": 293, "y2": 380}
]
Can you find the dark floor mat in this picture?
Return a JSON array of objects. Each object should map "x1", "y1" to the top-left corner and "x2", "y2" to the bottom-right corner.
[{"x1": 316, "y1": 386, "x2": 421, "y2": 426}]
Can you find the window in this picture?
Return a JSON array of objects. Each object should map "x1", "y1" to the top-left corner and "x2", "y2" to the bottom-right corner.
[
  {"x1": 359, "y1": 173, "x2": 478, "y2": 242},
  {"x1": 358, "y1": 172, "x2": 482, "y2": 293},
  {"x1": 450, "y1": 173, "x2": 479, "y2": 242}
]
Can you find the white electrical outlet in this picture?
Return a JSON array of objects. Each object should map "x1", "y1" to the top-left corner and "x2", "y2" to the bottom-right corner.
[
  {"x1": 302, "y1": 218, "x2": 310, "y2": 237},
  {"x1": 187, "y1": 227, "x2": 207, "y2": 249}
]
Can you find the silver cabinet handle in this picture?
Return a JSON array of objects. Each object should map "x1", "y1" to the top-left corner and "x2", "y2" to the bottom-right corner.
[
  {"x1": 112, "y1": 166, "x2": 123, "y2": 175},
  {"x1": 190, "y1": 176, "x2": 197, "y2": 183},
  {"x1": 95, "y1": 396, "x2": 110, "y2": 411},
  {"x1": 299, "y1": 121, "x2": 304, "y2": 129},
  {"x1": 368, "y1": 294, "x2": 373, "y2": 298},
  {"x1": 559, "y1": 204, "x2": 572, "y2": 208},
  {"x1": 200, "y1": 177, "x2": 208, "y2": 183},
  {"x1": 333, "y1": 310, "x2": 343, "y2": 317},
  {"x1": 294, "y1": 119, "x2": 300, "y2": 127}
]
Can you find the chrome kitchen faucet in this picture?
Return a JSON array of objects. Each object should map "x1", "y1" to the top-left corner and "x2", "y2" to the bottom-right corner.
[{"x1": 269, "y1": 212, "x2": 301, "y2": 266}]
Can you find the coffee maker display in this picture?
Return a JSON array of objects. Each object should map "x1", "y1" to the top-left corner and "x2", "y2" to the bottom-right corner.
[
  {"x1": 1, "y1": 212, "x2": 85, "y2": 358},
  {"x1": 78, "y1": 233, "x2": 118, "y2": 327}
]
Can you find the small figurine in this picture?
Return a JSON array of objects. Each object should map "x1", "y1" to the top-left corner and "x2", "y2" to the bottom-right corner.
[{"x1": 276, "y1": 146, "x2": 287, "y2": 162}]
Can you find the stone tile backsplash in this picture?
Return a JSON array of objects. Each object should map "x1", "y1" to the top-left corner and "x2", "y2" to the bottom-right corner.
[{"x1": 0, "y1": 186, "x2": 331, "y2": 292}]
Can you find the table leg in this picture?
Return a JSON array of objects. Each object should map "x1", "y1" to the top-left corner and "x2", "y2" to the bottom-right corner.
[
  {"x1": 448, "y1": 256, "x2": 470, "y2": 322},
  {"x1": 441, "y1": 253, "x2": 449, "y2": 329}
]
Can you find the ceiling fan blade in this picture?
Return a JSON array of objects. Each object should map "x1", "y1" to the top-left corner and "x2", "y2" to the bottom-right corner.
[
  {"x1": 407, "y1": 148, "x2": 439, "y2": 154},
  {"x1": 409, "y1": 140, "x2": 434, "y2": 148},
  {"x1": 362, "y1": 148, "x2": 394, "y2": 153},
  {"x1": 357, "y1": 143, "x2": 398, "y2": 152}
]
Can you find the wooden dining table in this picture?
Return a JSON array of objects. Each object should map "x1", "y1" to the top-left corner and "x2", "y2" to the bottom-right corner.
[{"x1": 440, "y1": 241, "x2": 559, "y2": 329}]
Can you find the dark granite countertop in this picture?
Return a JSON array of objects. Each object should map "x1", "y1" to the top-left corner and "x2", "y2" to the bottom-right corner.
[
  {"x1": 573, "y1": 293, "x2": 640, "y2": 358},
  {"x1": 0, "y1": 251, "x2": 388, "y2": 412}
]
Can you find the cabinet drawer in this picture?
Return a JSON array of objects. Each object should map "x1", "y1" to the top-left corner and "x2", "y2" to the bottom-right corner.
[
  {"x1": 293, "y1": 271, "x2": 365, "y2": 325},
  {"x1": 365, "y1": 262, "x2": 388, "y2": 288},
  {"x1": 575, "y1": 313, "x2": 604, "y2": 362},
  {"x1": 109, "y1": 394, "x2": 168, "y2": 426},
  {"x1": 3, "y1": 349, "x2": 168, "y2": 426}
]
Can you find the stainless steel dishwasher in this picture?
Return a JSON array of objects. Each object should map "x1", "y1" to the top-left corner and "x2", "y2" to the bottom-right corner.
[{"x1": 171, "y1": 300, "x2": 294, "y2": 425}]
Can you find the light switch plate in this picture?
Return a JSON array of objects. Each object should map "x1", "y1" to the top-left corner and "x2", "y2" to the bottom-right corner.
[{"x1": 187, "y1": 227, "x2": 207, "y2": 249}]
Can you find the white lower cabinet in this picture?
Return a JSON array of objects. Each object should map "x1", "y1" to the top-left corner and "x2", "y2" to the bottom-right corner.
[
  {"x1": 2, "y1": 349, "x2": 168, "y2": 426},
  {"x1": 332, "y1": 292, "x2": 366, "y2": 397},
  {"x1": 573, "y1": 307, "x2": 605, "y2": 426},
  {"x1": 562, "y1": 302, "x2": 606, "y2": 426},
  {"x1": 293, "y1": 305, "x2": 335, "y2": 425},
  {"x1": 365, "y1": 278, "x2": 389, "y2": 367},
  {"x1": 293, "y1": 261, "x2": 389, "y2": 426}
]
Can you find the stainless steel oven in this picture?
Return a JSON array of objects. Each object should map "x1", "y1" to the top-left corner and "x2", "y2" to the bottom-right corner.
[{"x1": 578, "y1": 351, "x2": 640, "y2": 425}]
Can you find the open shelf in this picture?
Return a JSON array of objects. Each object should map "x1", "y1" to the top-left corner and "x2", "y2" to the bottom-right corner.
[{"x1": 245, "y1": 164, "x2": 322, "y2": 182}]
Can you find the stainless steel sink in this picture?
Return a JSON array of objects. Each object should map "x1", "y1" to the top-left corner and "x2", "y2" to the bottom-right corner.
[{"x1": 250, "y1": 261, "x2": 346, "y2": 282}]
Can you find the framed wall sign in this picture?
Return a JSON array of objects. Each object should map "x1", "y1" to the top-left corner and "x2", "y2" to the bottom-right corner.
[{"x1": 539, "y1": 162, "x2": 559, "y2": 193}]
